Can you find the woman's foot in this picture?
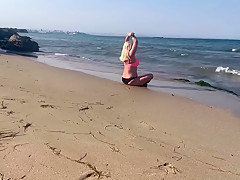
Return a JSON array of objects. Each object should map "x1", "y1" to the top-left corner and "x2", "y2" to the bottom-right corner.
[{"x1": 128, "y1": 74, "x2": 153, "y2": 86}]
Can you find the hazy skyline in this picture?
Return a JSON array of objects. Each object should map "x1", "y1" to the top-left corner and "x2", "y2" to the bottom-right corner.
[{"x1": 1, "y1": 0, "x2": 240, "y2": 39}]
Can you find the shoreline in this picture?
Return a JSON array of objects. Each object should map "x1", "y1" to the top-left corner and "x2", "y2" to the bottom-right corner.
[
  {"x1": 0, "y1": 53, "x2": 240, "y2": 179},
  {"x1": 2, "y1": 49, "x2": 240, "y2": 117},
  {"x1": 34, "y1": 52, "x2": 240, "y2": 117}
]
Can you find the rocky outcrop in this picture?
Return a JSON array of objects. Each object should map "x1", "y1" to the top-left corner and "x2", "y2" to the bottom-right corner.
[
  {"x1": 16, "y1": 29, "x2": 28, "y2": 33},
  {"x1": 0, "y1": 28, "x2": 39, "y2": 52},
  {"x1": 0, "y1": 28, "x2": 24, "y2": 40},
  {"x1": 2, "y1": 34, "x2": 39, "y2": 52}
]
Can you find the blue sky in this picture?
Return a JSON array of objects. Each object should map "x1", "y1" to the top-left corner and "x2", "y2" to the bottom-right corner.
[{"x1": 1, "y1": 0, "x2": 240, "y2": 39}]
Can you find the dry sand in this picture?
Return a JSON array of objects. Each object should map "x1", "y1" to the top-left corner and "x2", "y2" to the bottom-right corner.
[{"x1": 0, "y1": 54, "x2": 240, "y2": 180}]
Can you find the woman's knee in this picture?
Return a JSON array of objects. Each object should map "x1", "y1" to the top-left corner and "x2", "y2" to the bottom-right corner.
[{"x1": 147, "y1": 73, "x2": 153, "y2": 80}]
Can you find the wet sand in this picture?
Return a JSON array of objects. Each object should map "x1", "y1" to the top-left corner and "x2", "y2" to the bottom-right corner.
[{"x1": 0, "y1": 54, "x2": 240, "y2": 179}]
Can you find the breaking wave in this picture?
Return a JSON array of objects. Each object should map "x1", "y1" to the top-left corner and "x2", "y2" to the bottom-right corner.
[{"x1": 215, "y1": 66, "x2": 240, "y2": 76}]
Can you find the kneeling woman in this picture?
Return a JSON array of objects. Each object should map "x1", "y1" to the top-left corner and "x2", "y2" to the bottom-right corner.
[{"x1": 120, "y1": 32, "x2": 153, "y2": 86}]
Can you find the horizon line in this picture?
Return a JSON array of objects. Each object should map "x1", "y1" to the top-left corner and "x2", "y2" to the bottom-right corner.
[{"x1": 4, "y1": 27, "x2": 239, "y2": 41}]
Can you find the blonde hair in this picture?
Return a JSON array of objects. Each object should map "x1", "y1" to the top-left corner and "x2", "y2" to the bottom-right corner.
[{"x1": 119, "y1": 41, "x2": 132, "y2": 62}]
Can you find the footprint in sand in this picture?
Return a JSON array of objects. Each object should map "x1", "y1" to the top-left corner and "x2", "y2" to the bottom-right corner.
[
  {"x1": 139, "y1": 121, "x2": 155, "y2": 131},
  {"x1": 2, "y1": 97, "x2": 27, "y2": 104},
  {"x1": 20, "y1": 100, "x2": 26, "y2": 104}
]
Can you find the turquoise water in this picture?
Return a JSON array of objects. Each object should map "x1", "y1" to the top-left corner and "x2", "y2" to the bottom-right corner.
[{"x1": 24, "y1": 32, "x2": 240, "y2": 96}]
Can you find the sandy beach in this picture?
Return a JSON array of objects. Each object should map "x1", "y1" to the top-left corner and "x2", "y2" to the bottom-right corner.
[{"x1": 0, "y1": 53, "x2": 240, "y2": 179}]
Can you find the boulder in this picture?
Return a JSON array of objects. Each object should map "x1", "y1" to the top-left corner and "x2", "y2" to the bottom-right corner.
[
  {"x1": 17, "y1": 29, "x2": 28, "y2": 33},
  {"x1": 2, "y1": 34, "x2": 39, "y2": 52},
  {"x1": 0, "y1": 28, "x2": 26, "y2": 40},
  {"x1": 0, "y1": 40, "x2": 5, "y2": 47}
]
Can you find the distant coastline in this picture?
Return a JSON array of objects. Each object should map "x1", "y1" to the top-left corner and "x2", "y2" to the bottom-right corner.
[{"x1": 22, "y1": 29, "x2": 240, "y2": 41}]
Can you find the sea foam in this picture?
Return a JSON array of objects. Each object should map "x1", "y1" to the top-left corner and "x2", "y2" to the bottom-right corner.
[
  {"x1": 215, "y1": 66, "x2": 240, "y2": 76},
  {"x1": 55, "y1": 53, "x2": 68, "y2": 56}
]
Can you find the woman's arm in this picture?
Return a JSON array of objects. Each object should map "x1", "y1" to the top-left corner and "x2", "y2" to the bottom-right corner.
[
  {"x1": 129, "y1": 35, "x2": 138, "y2": 57},
  {"x1": 125, "y1": 32, "x2": 132, "y2": 42}
]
